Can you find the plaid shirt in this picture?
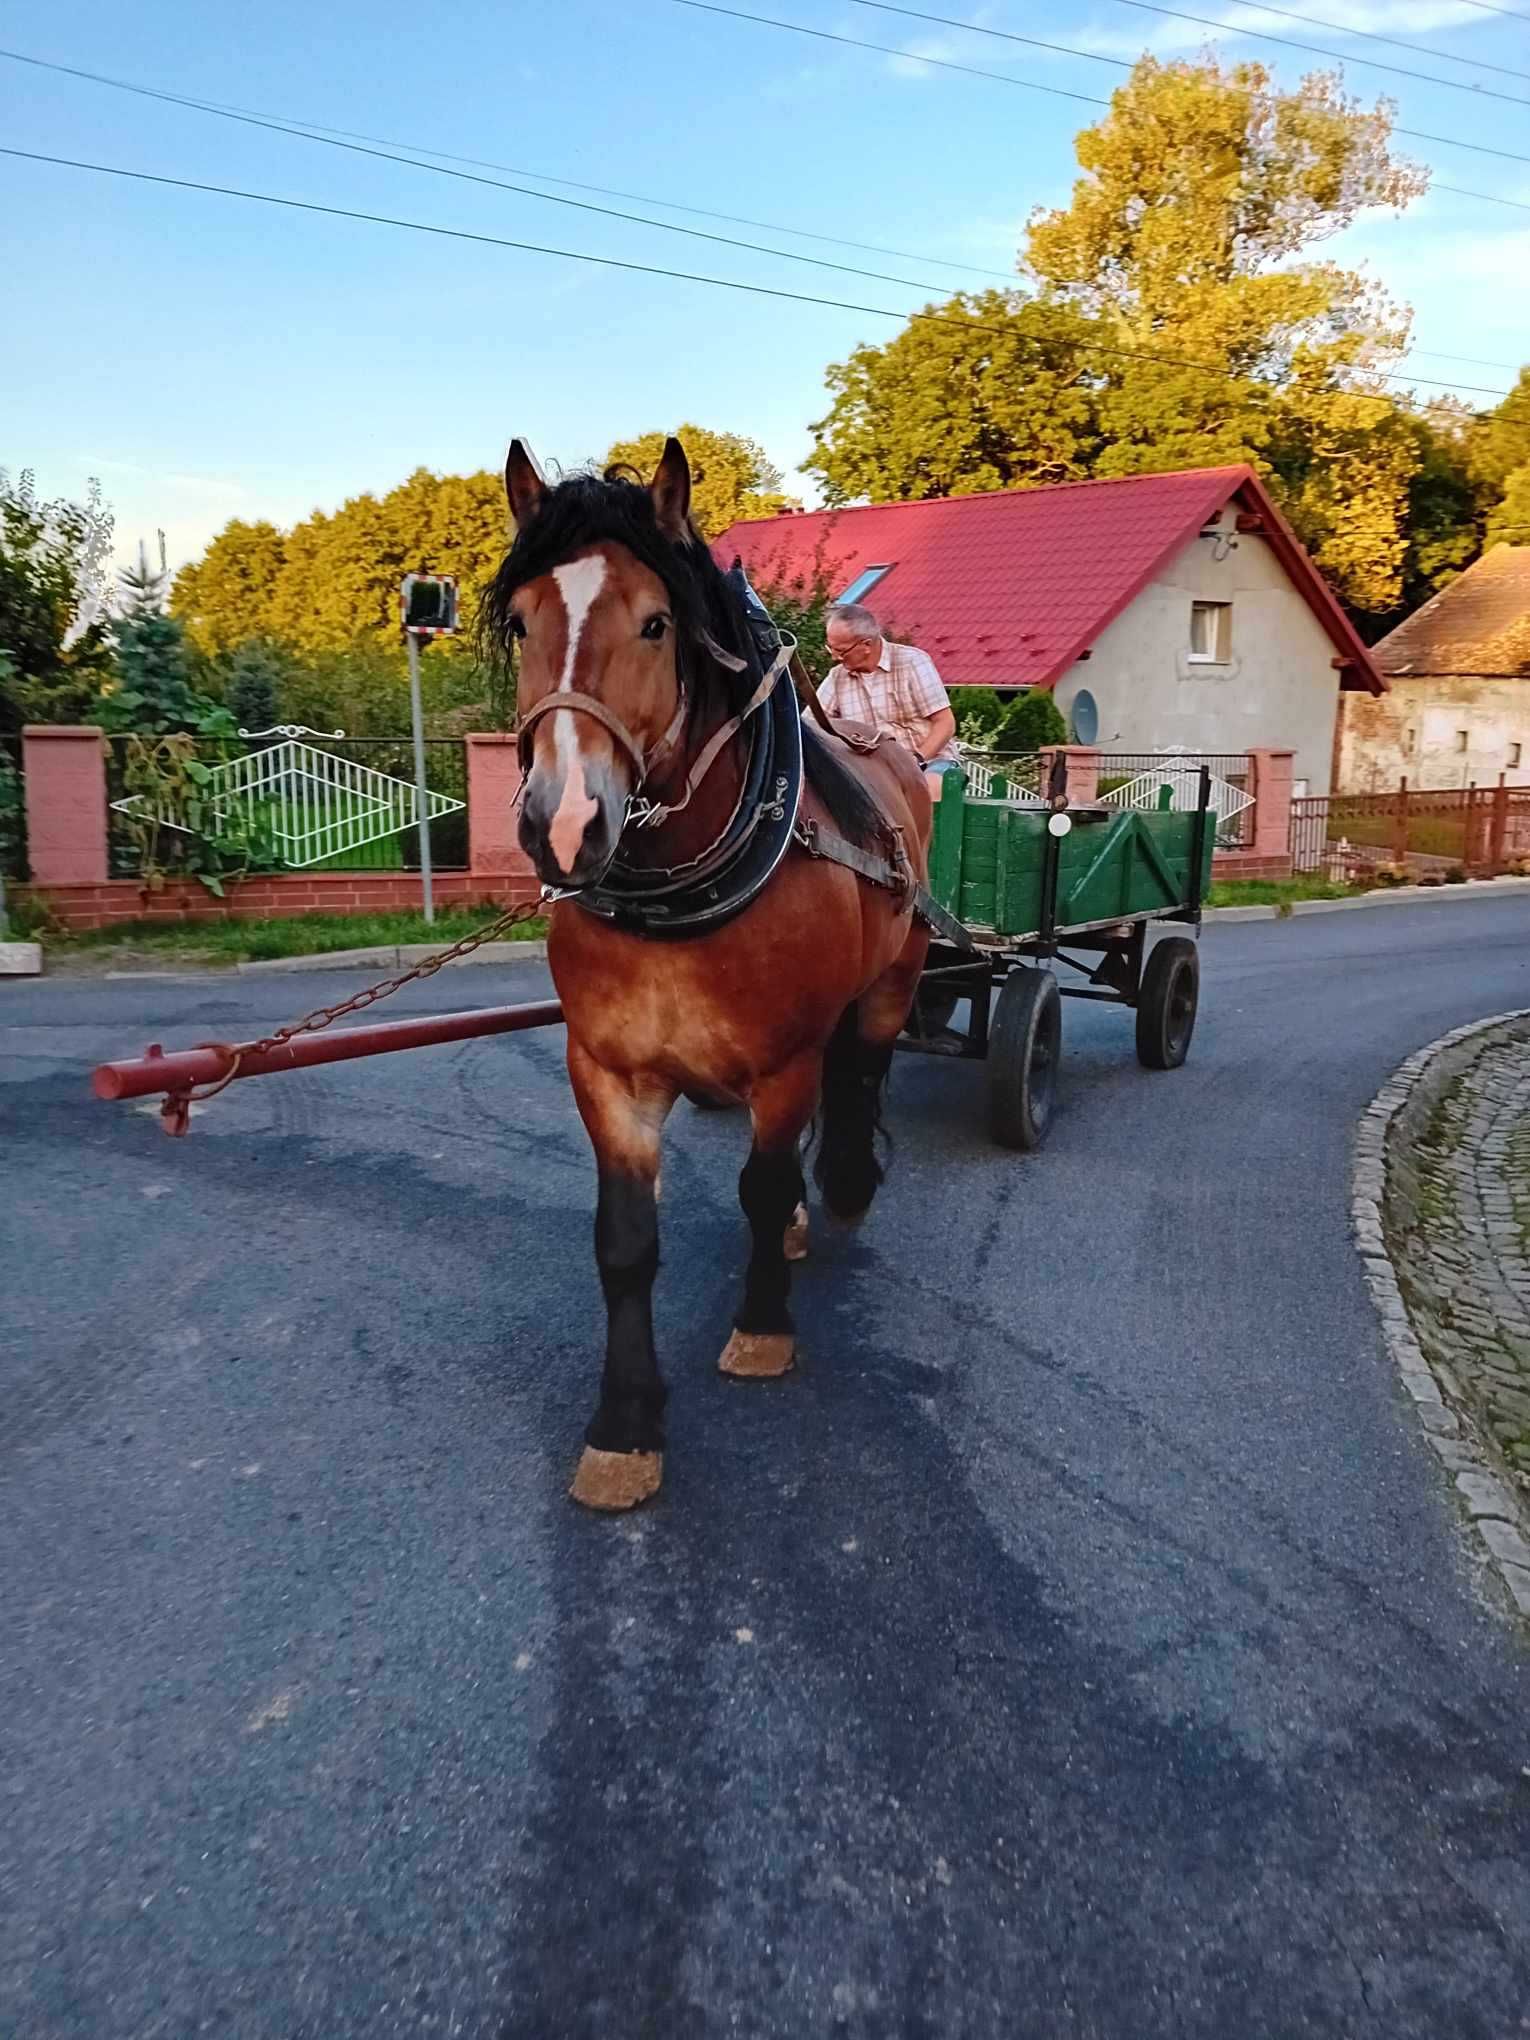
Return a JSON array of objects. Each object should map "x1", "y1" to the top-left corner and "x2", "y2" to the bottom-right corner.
[{"x1": 818, "y1": 640, "x2": 959, "y2": 762}]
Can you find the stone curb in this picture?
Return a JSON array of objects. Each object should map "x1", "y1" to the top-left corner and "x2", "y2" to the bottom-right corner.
[
  {"x1": 236, "y1": 939, "x2": 548, "y2": 975},
  {"x1": 0, "y1": 940, "x2": 44, "y2": 977},
  {"x1": 1203, "y1": 874, "x2": 1530, "y2": 925},
  {"x1": 1355, "y1": 1010, "x2": 1530, "y2": 1623}
]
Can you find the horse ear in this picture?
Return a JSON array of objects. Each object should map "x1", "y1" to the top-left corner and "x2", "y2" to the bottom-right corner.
[
  {"x1": 649, "y1": 436, "x2": 692, "y2": 539},
  {"x1": 505, "y1": 439, "x2": 546, "y2": 526}
]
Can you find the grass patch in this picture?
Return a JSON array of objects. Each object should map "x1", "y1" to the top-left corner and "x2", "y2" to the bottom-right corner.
[
  {"x1": 1206, "y1": 875, "x2": 1366, "y2": 910},
  {"x1": 44, "y1": 908, "x2": 546, "y2": 967}
]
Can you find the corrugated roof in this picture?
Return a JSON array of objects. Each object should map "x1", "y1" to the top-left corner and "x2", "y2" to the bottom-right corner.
[
  {"x1": 1373, "y1": 545, "x2": 1530, "y2": 679},
  {"x1": 713, "y1": 465, "x2": 1384, "y2": 694}
]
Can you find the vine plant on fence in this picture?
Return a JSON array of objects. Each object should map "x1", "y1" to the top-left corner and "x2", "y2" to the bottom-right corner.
[{"x1": 110, "y1": 733, "x2": 280, "y2": 897}]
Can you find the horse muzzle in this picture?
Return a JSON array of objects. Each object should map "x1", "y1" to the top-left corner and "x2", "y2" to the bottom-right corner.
[{"x1": 519, "y1": 755, "x2": 627, "y2": 891}]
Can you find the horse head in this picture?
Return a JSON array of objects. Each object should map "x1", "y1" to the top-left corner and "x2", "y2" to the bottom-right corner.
[{"x1": 491, "y1": 436, "x2": 698, "y2": 891}]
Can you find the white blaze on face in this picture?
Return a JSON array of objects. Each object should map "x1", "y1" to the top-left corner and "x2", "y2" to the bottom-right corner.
[{"x1": 547, "y1": 554, "x2": 608, "y2": 873}]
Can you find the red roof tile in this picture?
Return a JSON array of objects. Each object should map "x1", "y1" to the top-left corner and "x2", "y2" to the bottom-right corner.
[{"x1": 712, "y1": 465, "x2": 1384, "y2": 694}]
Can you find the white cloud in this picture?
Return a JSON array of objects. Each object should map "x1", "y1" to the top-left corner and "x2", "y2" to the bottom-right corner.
[{"x1": 1072, "y1": 0, "x2": 1502, "y2": 66}]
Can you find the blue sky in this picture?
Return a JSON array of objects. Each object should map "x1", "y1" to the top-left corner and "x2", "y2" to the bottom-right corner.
[{"x1": 4, "y1": 0, "x2": 1528, "y2": 571}]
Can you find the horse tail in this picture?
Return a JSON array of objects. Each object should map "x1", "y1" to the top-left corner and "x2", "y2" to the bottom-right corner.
[{"x1": 812, "y1": 1003, "x2": 893, "y2": 1222}]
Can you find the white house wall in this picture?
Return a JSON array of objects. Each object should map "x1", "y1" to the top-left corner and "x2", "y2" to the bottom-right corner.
[{"x1": 1049, "y1": 512, "x2": 1342, "y2": 793}]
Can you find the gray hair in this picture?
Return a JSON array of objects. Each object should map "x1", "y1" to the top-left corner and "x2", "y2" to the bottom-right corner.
[{"x1": 828, "y1": 602, "x2": 881, "y2": 639}]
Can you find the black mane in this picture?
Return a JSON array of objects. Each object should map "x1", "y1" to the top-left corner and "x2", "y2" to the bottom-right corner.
[{"x1": 480, "y1": 464, "x2": 887, "y2": 852}]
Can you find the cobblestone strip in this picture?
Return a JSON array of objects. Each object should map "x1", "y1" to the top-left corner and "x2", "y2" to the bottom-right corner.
[{"x1": 1355, "y1": 1012, "x2": 1530, "y2": 1624}]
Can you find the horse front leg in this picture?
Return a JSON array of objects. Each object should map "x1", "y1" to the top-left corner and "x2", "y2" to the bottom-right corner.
[
  {"x1": 719, "y1": 1051, "x2": 821, "y2": 1380},
  {"x1": 566, "y1": 1040, "x2": 676, "y2": 1511}
]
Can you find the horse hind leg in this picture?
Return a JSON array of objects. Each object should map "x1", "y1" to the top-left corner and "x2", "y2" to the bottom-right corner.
[
  {"x1": 719, "y1": 1054, "x2": 819, "y2": 1380},
  {"x1": 813, "y1": 1003, "x2": 894, "y2": 1226}
]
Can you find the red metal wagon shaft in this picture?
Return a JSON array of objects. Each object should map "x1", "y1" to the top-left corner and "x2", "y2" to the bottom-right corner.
[{"x1": 91, "y1": 999, "x2": 565, "y2": 1103}]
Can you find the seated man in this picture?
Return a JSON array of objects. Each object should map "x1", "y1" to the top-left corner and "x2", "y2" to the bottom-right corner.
[{"x1": 819, "y1": 603, "x2": 960, "y2": 777}]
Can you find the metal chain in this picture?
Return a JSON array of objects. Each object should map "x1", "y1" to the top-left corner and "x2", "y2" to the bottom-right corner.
[{"x1": 241, "y1": 900, "x2": 546, "y2": 1060}]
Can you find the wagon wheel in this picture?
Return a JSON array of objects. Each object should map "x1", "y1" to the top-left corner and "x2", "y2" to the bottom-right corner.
[
  {"x1": 1135, "y1": 936, "x2": 1200, "y2": 1071},
  {"x1": 987, "y1": 967, "x2": 1062, "y2": 1151}
]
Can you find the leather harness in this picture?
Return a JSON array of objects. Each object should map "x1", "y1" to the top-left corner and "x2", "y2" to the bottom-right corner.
[{"x1": 515, "y1": 563, "x2": 970, "y2": 946}]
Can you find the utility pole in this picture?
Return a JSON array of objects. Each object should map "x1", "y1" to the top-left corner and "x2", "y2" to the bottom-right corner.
[{"x1": 399, "y1": 573, "x2": 460, "y2": 927}]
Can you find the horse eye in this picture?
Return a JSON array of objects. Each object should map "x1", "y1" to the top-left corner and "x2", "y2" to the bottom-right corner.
[
  {"x1": 507, "y1": 612, "x2": 527, "y2": 642},
  {"x1": 640, "y1": 614, "x2": 669, "y2": 643}
]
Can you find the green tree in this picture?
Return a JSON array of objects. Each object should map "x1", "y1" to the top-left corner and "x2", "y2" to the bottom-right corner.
[
  {"x1": 1486, "y1": 464, "x2": 1530, "y2": 550},
  {"x1": 605, "y1": 425, "x2": 799, "y2": 536},
  {"x1": 808, "y1": 55, "x2": 1435, "y2": 624},
  {"x1": 949, "y1": 687, "x2": 1010, "y2": 746},
  {"x1": 0, "y1": 470, "x2": 115, "y2": 732},
  {"x1": 1469, "y1": 367, "x2": 1530, "y2": 503},
  {"x1": 225, "y1": 637, "x2": 290, "y2": 734},
  {"x1": 994, "y1": 689, "x2": 1068, "y2": 755},
  {"x1": 742, "y1": 534, "x2": 853, "y2": 680},
  {"x1": 808, "y1": 292, "x2": 1107, "y2": 505},
  {"x1": 98, "y1": 552, "x2": 231, "y2": 735},
  {"x1": 172, "y1": 468, "x2": 510, "y2": 664},
  {"x1": 278, "y1": 638, "x2": 487, "y2": 738},
  {"x1": 1029, "y1": 54, "x2": 1428, "y2": 619},
  {"x1": 171, "y1": 519, "x2": 288, "y2": 655}
]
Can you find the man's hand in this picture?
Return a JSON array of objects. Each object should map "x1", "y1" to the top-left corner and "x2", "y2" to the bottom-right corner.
[{"x1": 915, "y1": 708, "x2": 957, "y2": 761}]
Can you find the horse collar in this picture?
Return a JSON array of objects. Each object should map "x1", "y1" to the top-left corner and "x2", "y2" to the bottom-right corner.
[{"x1": 549, "y1": 618, "x2": 804, "y2": 939}]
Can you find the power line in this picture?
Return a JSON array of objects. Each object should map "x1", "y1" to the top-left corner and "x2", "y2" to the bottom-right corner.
[
  {"x1": 673, "y1": 1, "x2": 1530, "y2": 169},
  {"x1": 1204, "y1": 0, "x2": 1530, "y2": 85},
  {"x1": 989, "y1": 0, "x2": 1530, "y2": 107},
  {"x1": 0, "y1": 146, "x2": 1509, "y2": 419},
  {"x1": 0, "y1": 47, "x2": 999, "y2": 299},
  {"x1": 1406, "y1": 347, "x2": 1525, "y2": 371},
  {"x1": 6, "y1": 46, "x2": 1508, "y2": 380},
  {"x1": 0, "y1": 49, "x2": 1018, "y2": 287},
  {"x1": 1435, "y1": 180, "x2": 1530, "y2": 212},
  {"x1": 1450, "y1": 0, "x2": 1530, "y2": 19},
  {"x1": 670, "y1": 0, "x2": 1110, "y2": 105}
]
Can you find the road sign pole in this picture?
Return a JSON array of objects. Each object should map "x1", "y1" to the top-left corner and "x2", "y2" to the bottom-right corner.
[{"x1": 406, "y1": 627, "x2": 435, "y2": 925}]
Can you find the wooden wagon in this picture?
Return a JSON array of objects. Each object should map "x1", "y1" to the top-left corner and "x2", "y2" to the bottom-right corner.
[{"x1": 895, "y1": 759, "x2": 1216, "y2": 1149}]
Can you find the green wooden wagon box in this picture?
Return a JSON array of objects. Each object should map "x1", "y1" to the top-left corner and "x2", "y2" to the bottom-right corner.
[
  {"x1": 899, "y1": 762, "x2": 1216, "y2": 1150},
  {"x1": 926, "y1": 769, "x2": 1216, "y2": 937}
]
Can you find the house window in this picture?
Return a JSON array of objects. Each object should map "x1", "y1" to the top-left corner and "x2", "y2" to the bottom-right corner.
[
  {"x1": 836, "y1": 564, "x2": 893, "y2": 606},
  {"x1": 1511, "y1": 742, "x2": 1523, "y2": 768},
  {"x1": 1456, "y1": 729, "x2": 1470, "y2": 754},
  {"x1": 1188, "y1": 600, "x2": 1231, "y2": 664},
  {"x1": 1403, "y1": 727, "x2": 1416, "y2": 755}
]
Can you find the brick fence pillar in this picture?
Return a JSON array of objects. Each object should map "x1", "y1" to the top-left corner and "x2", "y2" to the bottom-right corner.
[
  {"x1": 466, "y1": 733, "x2": 534, "y2": 880},
  {"x1": 1246, "y1": 749, "x2": 1295, "y2": 860},
  {"x1": 23, "y1": 725, "x2": 108, "y2": 885},
  {"x1": 1038, "y1": 745, "x2": 1100, "y2": 804}
]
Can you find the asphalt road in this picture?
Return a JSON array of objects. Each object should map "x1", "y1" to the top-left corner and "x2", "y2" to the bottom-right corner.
[{"x1": 4, "y1": 896, "x2": 1530, "y2": 2039}]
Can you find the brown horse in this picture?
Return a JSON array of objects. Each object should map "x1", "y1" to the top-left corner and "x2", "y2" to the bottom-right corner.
[{"x1": 483, "y1": 438, "x2": 932, "y2": 1510}]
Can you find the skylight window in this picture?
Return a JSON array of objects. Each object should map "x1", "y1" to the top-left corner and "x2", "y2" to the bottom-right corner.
[{"x1": 836, "y1": 564, "x2": 893, "y2": 606}]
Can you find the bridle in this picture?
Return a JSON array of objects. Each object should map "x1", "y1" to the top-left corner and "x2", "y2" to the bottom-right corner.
[{"x1": 515, "y1": 629, "x2": 796, "y2": 837}]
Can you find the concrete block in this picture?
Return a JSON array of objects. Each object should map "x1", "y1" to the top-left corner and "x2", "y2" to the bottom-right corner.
[
  {"x1": 1455, "y1": 1471, "x2": 1518, "y2": 1520},
  {"x1": 1477, "y1": 1517, "x2": 1530, "y2": 1573}
]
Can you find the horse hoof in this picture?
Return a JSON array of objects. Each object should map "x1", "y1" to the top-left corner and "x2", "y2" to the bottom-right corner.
[
  {"x1": 569, "y1": 1447, "x2": 663, "y2": 1512},
  {"x1": 719, "y1": 1330, "x2": 796, "y2": 1378},
  {"x1": 783, "y1": 1203, "x2": 810, "y2": 1261}
]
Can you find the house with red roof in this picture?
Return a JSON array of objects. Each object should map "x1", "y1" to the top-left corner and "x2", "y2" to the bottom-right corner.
[
  {"x1": 1337, "y1": 545, "x2": 1530, "y2": 792},
  {"x1": 713, "y1": 465, "x2": 1385, "y2": 797}
]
